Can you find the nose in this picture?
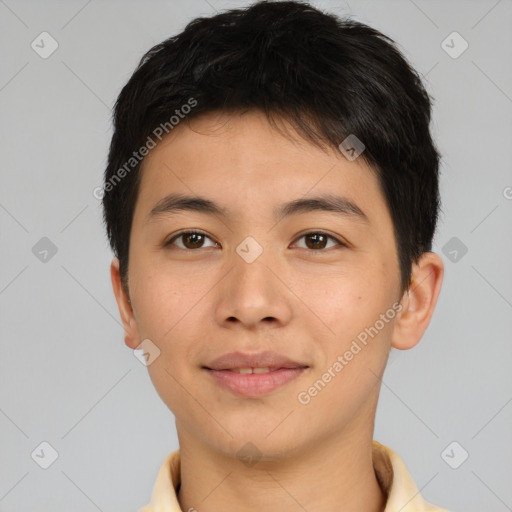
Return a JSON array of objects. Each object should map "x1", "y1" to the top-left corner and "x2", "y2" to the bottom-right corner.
[{"x1": 214, "y1": 249, "x2": 293, "y2": 330}]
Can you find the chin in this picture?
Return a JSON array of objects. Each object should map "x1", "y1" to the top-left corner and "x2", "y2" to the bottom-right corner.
[{"x1": 215, "y1": 421, "x2": 310, "y2": 460}]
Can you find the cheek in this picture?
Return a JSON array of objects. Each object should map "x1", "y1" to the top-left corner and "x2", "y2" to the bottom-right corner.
[
  {"x1": 296, "y1": 312, "x2": 395, "y2": 427},
  {"x1": 130, "y1": 264, "x2": 203, "y2": 340},
  {"x1": 293, "y1": 268, "x2": 374, "y2": 341},
  {"x1": 131, "y1": 269, "x2": 205, "y2": 415},
  {"x1": 298, "y1": 267, "x2": 396, "y2": 379},
  {"x1": 130, "y1": 265, "x2": 212, "y2": 369}
]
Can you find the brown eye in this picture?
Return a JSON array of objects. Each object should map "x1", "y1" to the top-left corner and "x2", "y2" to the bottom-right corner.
[
  {"x1": 305, "y1": 233, "x2": 328, "y2": 249},
  {"x1": 294, "y1": 232, "x2": 343, "y2": 250},
  {"x1": 166, "y1": 231, "x2": 217, "y2": 250}
]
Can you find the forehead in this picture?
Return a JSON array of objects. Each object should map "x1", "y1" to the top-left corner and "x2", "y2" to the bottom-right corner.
[{"x1": 133, "y1": 110, "x2": 388, "y2": 227}]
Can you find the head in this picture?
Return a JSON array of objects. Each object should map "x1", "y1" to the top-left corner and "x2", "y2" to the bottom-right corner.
[{"x1": 104, "y1": 1, "x2": 443, "y2": 461}]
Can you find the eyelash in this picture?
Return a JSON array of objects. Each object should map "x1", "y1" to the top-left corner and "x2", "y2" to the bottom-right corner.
[{"x1": 164, "y1": 230, "x2": 346, "y2": 251}]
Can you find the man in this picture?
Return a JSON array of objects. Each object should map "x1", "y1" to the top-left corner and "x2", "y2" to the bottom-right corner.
[{"x1": 103, "y1": 1, "x2": 448, "y2": 510}]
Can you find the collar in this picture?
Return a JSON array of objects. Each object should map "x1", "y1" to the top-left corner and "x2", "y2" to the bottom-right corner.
[{"x1": 139, "y1": 440, "x2": 449, "y2": 512}]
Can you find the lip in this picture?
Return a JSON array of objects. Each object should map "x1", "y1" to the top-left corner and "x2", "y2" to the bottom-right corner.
[{"x1": 203, "y1": 351, "x2": 309, "y2": 398}]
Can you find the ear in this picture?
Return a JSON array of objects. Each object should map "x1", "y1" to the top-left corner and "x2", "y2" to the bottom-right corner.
[
  {"x1": 391, "y1": 252, "x2": 444, "y2": 350},
  {"x1": 110, "y1": 258, "x2": 141, "y2": 350}
]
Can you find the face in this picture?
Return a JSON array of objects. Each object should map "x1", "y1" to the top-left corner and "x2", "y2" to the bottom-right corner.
[{"x1": 119, "y1": 110, "x2": 405, "y2": 461}]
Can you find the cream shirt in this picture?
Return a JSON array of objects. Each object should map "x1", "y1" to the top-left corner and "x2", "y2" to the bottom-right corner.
[{"x1": 139, "y1": 440, "x2": 451, "y2": 512}]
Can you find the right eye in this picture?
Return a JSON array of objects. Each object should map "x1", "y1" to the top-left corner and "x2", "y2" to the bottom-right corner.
[{"x1": 164, "y1": 230, "x2": 219, "y2": 250}]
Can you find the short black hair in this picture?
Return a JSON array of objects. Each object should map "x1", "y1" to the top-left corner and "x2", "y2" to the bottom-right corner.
[{"x1": 102, "y1": 0, "x2": 441, "y2": 295}]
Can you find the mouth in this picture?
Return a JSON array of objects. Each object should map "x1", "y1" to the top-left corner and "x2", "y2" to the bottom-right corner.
[
  {"x1": 217, "y1": 367, "x2": 288, "y2": 374},
  {"x1": 203, "y1": 351, "x2": 309, "y2": 397}
]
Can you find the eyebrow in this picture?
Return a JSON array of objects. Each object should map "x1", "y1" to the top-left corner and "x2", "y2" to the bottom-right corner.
[{"x1": 147, "y1": 192, "x2": 369, "y2": 224}]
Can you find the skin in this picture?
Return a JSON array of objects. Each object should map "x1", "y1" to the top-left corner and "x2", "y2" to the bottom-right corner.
[{"x1": 111, "y1": 110, "x2": 444, "y2": 512}]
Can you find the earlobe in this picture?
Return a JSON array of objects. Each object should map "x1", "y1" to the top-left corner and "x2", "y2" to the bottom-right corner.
[
  {"x1": 391, "y1": 252, "x2": 444, "y2": 350},
  {"x1": 110, "y1": 258, "x2": 141, "y2": 349}
]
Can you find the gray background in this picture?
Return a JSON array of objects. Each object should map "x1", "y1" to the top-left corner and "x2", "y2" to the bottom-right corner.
[{"x1": 1, "y1": 0, "x2": 511, "y2": 511}]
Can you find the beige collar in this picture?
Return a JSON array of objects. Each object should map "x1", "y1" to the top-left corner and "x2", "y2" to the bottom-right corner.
[{"x1": 139, "y1": 440, "x2": 450, "y2": 512}]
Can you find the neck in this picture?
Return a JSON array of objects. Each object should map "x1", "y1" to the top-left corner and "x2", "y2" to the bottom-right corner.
[{"x1": 176, "y1": 427, "x2": 386, "y2": 512}]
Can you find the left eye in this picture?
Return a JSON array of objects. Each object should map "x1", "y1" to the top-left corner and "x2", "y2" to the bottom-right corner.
[{"x1": 293, "y1": 232, "x2": 343, "y2": 250}]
